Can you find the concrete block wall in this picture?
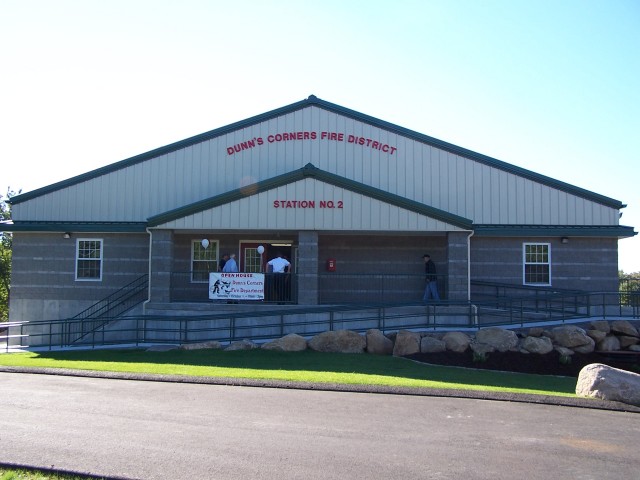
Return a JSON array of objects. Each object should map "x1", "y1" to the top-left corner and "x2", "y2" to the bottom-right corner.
[
  {"x1": 10, "y1": 232, "x2": 149, "y2": 322},
  {"x1": 470, "y1": 236, "x2": 619, "y2": 292}
]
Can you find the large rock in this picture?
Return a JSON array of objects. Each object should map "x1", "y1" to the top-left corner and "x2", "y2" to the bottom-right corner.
[
  {"x1": 527, "y1": 327, "x2": 544, "y2": 338},
  {"x1": 554, "y1": 346, "x2": 574, "y2": 357},
  {"x1": 308, "y1": 330, "x2": 366, "y2": 354},
  {"x1": 442, "y1": 332, "x2": 471, "y2": 353},
  {"x1": 420, "y1": 336, "x2": 446, "y2": 353},
  {"x1": 587, "y1": 329, "x2": 607, "y2": 343},
  {"x1": 590, "y1": 320, "x2": 610, "y2": 334},
  {"x1": 597, "y1": 335, "x2": 621, "y2": 352},
  {"x1": 225, "y1": 339, "x2": 259, "y2": 351},
  {"x1": 469, "y1": 341, "x2": 495, "y2": 356},
  {"x1": 365, "y1": 329, "x2": 393, "y2": 355},
  {"x1": 180, "y1": 340, "x2": 222, "y2": 350},
  {"x1": 551, "y1": 326, "x2": 592, "y2": 348},
  {"x1": 611, "y1": 320, "x2": 639, "y2": 338},
  {"x1": 572, "y1": 336, "x2": 595, "y2": 354},
  {"x1": 521, "y1": 335, "x2": 553, "y2": 355},
  {"x1": 262, "y1": 333, "x2": 308, "y2": 352},
  {"x1": 392, "y1": 330, "x2": 421, "y2": 356},
  {"x1": 619, "y1": 336, "x2": 640, "y2": 349},
  {"x1": 475, "y1": 327, "x2": 518, "y2": 352},
  {"x1": 576, "y1": 363, "x2": 640, "y2": 406}
]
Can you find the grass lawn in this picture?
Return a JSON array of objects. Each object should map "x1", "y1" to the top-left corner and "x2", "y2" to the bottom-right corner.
[
  {"x1": 0, "y1": 348, "x2": 578, "y2": 397},
  {"x1": 0, "y1": 468, "x2": 93, "y2": 480}
]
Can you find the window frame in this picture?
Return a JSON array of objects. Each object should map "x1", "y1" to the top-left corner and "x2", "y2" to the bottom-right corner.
[
  {"x1": 191, "y1": 239, "x2": 219, "y2": 283},
  {"x1": 522, "y1": 242, "x2": 551, "y2": 286},
  {"x1": 75, "y1": 238, "x2": 103, "y2": 282}
]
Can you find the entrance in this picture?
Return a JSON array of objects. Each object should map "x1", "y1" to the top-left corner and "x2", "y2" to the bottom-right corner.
[
  {"x1": 239, "y1": 241, "x2": 295, "y2": 303},
  {"x1": 238, "y1": 242, "x2": 294, "y2": 273}
]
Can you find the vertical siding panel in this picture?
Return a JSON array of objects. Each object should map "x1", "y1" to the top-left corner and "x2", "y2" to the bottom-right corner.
[{"x1": 11, "y1": 104, "x2": 623, "y2": 235}]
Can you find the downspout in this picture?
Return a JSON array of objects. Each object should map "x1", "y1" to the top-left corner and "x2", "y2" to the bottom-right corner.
[
  {"x1": 143, "y1": 227, "x2": 153, "y2": 314},
  {"x1": 467, "y1": 230, "x2": 477, "y2": 325}
]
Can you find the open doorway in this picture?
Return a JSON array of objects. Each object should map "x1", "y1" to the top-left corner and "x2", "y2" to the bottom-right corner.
[{"x1": 239, "y1": 241, "x2": 294, "y2": 273}]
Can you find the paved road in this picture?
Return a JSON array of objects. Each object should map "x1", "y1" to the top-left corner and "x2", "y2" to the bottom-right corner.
[{"x1": 1, "y1": 372, "x2": 639, "y2": 480}]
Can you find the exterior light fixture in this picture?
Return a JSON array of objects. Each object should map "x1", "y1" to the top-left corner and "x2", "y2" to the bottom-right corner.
[
  {"x1": 63, "y1": 232, "x2": 71, "y2": 239},
  {"x1": 561, "y1": 237, "x2": 569, "y2": 244}
]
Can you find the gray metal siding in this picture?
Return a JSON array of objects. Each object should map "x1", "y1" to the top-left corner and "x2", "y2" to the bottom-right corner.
[
  {"x1": 12, "y1": 106, "x2": 621, "y2": 227},
  {"x1": 155, "y1": 179, "x2": 466, "y2": 232}
]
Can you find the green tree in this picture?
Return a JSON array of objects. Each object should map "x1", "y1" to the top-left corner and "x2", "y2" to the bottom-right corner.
[
  {"x1": 619, "y1": 269, "x2": 640, "y2": 307},
  {"x1": 1, "y1": 188, "x2": 19, "y2": 320}
]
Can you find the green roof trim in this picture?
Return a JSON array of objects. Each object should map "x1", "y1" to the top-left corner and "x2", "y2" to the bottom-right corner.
[
  {"x1": 148, "y1": 163, "x2": 473, "y2": 229},
  {"x1": 474, "y1": 224, "x2": 636, "y2": 238},
  {"x1": 0, "y1": 221, "x2": 148, "y2": 233},
  {"x1": 9, "y1": 95, "x2": 625, "y2": 210}
]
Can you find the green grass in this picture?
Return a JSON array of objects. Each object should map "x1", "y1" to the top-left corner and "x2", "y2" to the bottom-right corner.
[
  {"x1": 0, "y1": 348, "x2": 578, "y2": 397},
  {"x1": 0, "y1": 468, "x2": 98, "y2": 480}
]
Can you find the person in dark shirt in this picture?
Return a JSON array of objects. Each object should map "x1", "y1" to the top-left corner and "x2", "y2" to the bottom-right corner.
[
  {"x1": 422, "y1": 254, "x2": 440, "y2": 302},
  {"x1": 219, "y1": 253, "x2": 229, "y2": 272}
]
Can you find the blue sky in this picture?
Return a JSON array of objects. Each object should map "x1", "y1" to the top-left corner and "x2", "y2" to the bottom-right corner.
[{"x1": 1, "y1": 0, "x2": 639, "y2": 271}]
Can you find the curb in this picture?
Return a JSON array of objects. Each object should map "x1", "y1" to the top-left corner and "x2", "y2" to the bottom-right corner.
[{"x1": 2, "y1": 365, "x2": 639, "y2": 413}]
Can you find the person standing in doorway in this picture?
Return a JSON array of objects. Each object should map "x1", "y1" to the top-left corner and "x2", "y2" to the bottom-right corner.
[
  {"x1": 422, "y1": 254, "x2": 440, "y2": 302},
  {"x1": 267, "y1": 252, "x2": 291, "y2": 303}
]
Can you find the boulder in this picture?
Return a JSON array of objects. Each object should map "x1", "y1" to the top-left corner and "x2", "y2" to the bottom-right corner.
[
  {"x1": 475, "y1": 327, "x2": 518, "y2": 352},
  {"x1": 572, "y1": 336, "x2": 596, "y2": 354},
  {"x1": 365, "y1": 329, "x2": 394, "y2": 355},
  {"x1": 597, "y1": 335, "x2": 621, "y2": 352},
  {"x1": 442, "y1": 331, "x2": 471, "y2": 353},
  {"x1": 225, "y1": 339, "x2": 259, "y2": 351},
  {"x1": 629, "y1": 345, "x2": 640, "y2": 352},
  {"x1": 392, "y1": 330, "x2": 421, "y2": 357},
  {"x1": 611, "y1": 320, "x2": 639, "y2": 338},
  {"x1": 587, "y1": 329, "x2": 607, "y2": 343},
  {"x1": 146, "y1": 345, "x2": 178, "y2": 352},
  {"x1": 590, "y1": 320, "x2": 610, "y2": 334},
  {"x1": 554, "y1": 346, "x2": 575, "y2": 357},
  {"x1": 420, "y1": 336, "x2": 446, "y2": 353},
  {"x1": 262, "y1": 333, "x2": 307, "y2": 352},
  {"x1": 521, "y1": 335, "x2": 553, "y2": 355},
  {"x1": 180, "y1": 341, "x2": 222, "y2": 350},
  {"x1": 619, "y1": 335, "x2": 640, "y2": 349},
  {"x1": 470, "y1": 341, "x2": 495, "y2": 356},
  {"x1": 576, "y1": 363, "x2": 640, "y2": 406},
  {"x1": 527, "y1": 327, "x2": 544, "y2": 338},
  {"x1": 308, "y1": 330, "x2": 366, "y2": 354},
  {"x1": 551, "y1": 326, "x2": 592, "y2": 348}
]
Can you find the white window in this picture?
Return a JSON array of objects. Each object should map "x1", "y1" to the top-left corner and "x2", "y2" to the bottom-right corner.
[
  {"x1": 192, "y1": 239, "x2": 218, "y2": 282},
  {"x1": 76, "y1": 239, "x2": 103, "y2": 281},
  {"x1": 523, "y1": 243, "x2": 551, "y2": 286}
]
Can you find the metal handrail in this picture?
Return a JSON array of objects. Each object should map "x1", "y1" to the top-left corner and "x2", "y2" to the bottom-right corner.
[
  {"x1": 4, "y1": 289, "x2": 638, "y2": 351},
  {"x1": 66, "y1": 274, "x2": 149, "y2": 345}
]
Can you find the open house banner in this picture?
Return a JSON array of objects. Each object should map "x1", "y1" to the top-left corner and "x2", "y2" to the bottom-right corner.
[{"x1": 209, "y1": 273, "x2": 265, "y2": 300}]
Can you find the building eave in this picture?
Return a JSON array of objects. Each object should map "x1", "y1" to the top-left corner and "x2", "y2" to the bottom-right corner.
[
  {"x1": 0, "y1": 221, "x2": 148, "y2": 233},
  {"x1": 474, "y1": 224, "x2": 637, "y2": 238}
]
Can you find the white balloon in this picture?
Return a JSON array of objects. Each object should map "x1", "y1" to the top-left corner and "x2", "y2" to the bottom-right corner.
[
  {"x1": 201, "y1": 239, "x2": 209, "y2": 249},
  {"x1": 257, "y1": 245, "x2": 265, "y2": 254}
]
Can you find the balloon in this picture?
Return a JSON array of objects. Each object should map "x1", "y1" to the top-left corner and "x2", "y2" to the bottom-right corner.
[
  {"x1": 201, "y1": 239, "x2": 209, "y2": 249},
  {"x1": 257, "y1": 245, "x2": 265, "y2": 254}
]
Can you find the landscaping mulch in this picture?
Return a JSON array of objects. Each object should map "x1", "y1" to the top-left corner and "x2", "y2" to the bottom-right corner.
[{"x1": 406, "y1": 349, "x2": 640, "y2": 377}]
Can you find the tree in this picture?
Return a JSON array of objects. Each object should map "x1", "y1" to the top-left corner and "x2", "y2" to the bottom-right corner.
[{"x1": 0, "y1": 187, "x2": 20, "y2": 320}]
